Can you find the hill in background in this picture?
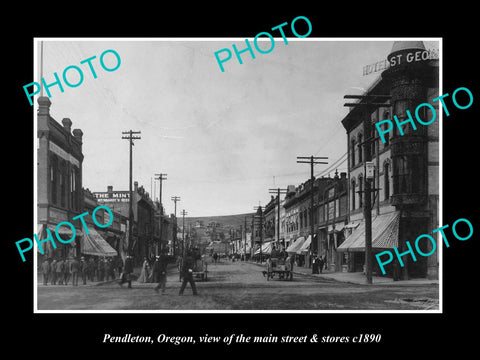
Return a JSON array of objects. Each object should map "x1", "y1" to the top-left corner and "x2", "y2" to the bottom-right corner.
[{"x1": 183, "y1": 212, "x2": 255, "y2": 231}]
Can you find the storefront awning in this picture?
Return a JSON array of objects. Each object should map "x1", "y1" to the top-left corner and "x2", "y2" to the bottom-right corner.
[
  {"x1": 81, "y1": 227, "x2": 117, "y2": 257},
  {"x1": 285, "y1": 236, "x2": 305, "y2": 254},
  {"x1": 337, "y1": 211, "x2": 400, "y2": 252},
  {"x1": 46, "y1": 224, "x2": 78, "y2": 247},
  {"x1": 297, "y1": 235, "x2": 312, "y2": 254},
  {"x1": 254, "y1": 241, "x2": 272, "y2": 255}
]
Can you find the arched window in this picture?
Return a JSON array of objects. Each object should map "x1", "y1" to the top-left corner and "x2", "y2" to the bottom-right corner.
[
  {"x1": 50, "y1": 155, "x2": 58, "y2": 205},
  {"x1": 382, "y1": 111, "x2": 390, "y2": 146},
  {"x1": 358, "y1": 133, "x2": 363, "y2": 163},
  {"x1": 59, "y1": 160, "x2": 67, "y2": 208},
  {"x1": 351, "y1": 178, "x2": 356, "y2": 210}
]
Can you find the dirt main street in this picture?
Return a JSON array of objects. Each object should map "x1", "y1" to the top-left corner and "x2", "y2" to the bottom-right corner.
[{"x1": 36, "y1": 260, "x2": 439, "y2": 311}]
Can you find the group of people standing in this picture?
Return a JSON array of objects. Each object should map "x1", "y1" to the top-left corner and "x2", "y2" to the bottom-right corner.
[
  {"x1": 312, "y1": 254, "x2": 327, "y2": 274},
  {"x1": 41, "y1": 256, "x2": 123, "y2": 286}
]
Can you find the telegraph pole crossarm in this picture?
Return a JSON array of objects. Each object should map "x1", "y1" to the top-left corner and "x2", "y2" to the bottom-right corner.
[
  {"x1": 154, "y1": 173, "x2": 167, "y2": 255},
  {"x1": 296, "y1": 155, "x2": 328, "y2": 268},
  {"x1": 171, "y1": 196, "x2": 180, "y2": 256},
  {"x1": 122, "y1": 130, "x2": 141, "y2": 256},
  {"x1": 181, "y1": 209, "x2": 188, "y2": 257}
]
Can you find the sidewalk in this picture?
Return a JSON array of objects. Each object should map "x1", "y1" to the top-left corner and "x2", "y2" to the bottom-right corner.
[
  {"x1": 292, "y1": 266, "x2": 439, "y2": 286},
  {"x1": 246, "y1": 260, "x2": 438, "y2": 286}
]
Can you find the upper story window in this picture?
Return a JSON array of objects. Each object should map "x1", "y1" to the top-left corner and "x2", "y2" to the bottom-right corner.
[
  {"x1": 50, "y1": 155, "x2": 58, "y2": 205},
  {"x1": 351, "y1": 178, "x2": 356, "y2": 210},
  {"x1": 358, "y1": 133, "x2": 363, "y2": 163},
  {"x1": 351, "y1": 138, "x2": 356, "y2": 167},
  {"x1": 382, "y1": 111, "x2": 390, "y2": 146}
]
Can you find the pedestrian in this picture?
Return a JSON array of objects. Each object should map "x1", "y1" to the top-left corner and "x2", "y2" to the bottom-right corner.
[
  {"x1": 318, "y1": 256, "x2": 325, "y2": 274},
  {"x1": 87, "y1": 257, "x2": 95, "y2": 281},
  {"x1": 138, "y1": 257, "x2": 150, "y2": 283},
  {"x1": 213, "y1": 252, "x2": 218, "y2": 264},
  {"x1": 104, "y1": 257, "x2": 111, "y2": 281},
  {"x1": 119, "y1": 255, "x2": 134, "y2": 288},
  {"x1": 116, "y1": 256, "x2": 123, "y2": 275},
  {"x1": 108, "y1": 258, "x2": 116, "y2": 281},
  {"x1": 97, "y1": 257, "x2": 105, "y2": 282},
  {"x1": 179, "y1": 250, "x2": 198, "y2": 296},
  {"x1": 154, "y1": 250, "x2": 169, "y2": 294},
  {"x1": 42, "y1": 258, "x2": 51, "y2": 285},
  {"x1": 62, "y1": 257, "x2": 70, "y2": 285},
  {"x1": 70, "y1": 257, "x2": 80, "y2": 286},
  {"x1": 312, "y1": 254, "x2": 319, "y2": 274},
  {"x1": 80, "y1": 257, "x2": 88, "y2": 285},
  {"x1": 50, "y1": 259, "x2": 57, "y2": 285},
  {"x1": 55, "y1": 259, "x2": 67, "y2": 285}
]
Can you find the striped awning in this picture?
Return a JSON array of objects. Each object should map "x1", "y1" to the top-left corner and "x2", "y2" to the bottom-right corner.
[
  {"x1": 254, "y1": 241, "x2": 273, "y2": 255},
  {"x1": 285, "y1": 236, "x2": 306, "y2": 254},
  {"x1": 337, "y1": 211, "x2": 400, "y2": 252},
  {"x1": 297, "y1": 235, "x2": 312, "y2": 254},
  {"x1": 81, "y1": 227, "x2": 117, "y2": 257},
  {"x1": 47, "y1": 224, "x2": 77, "y2": 246}
]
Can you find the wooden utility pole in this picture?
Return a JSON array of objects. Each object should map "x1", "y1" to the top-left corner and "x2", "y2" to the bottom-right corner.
[
  {"x1": 181, "y1": 209, "x2": 187, "y2": 256},
  {"x1": 171, "y1": 196, "x2": 180, "y2": 256},
  {"x1": 122, "y1": 130, "x2": 141, "y2": 255},
  {"x1": 155, "y1": 173, "x2": 167, "y2": 254},
  {"x1": 297, "y1": 156, "x2": 328, "y2": 261}
]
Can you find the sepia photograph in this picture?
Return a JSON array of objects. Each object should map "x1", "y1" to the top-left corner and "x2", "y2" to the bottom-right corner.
[{"x1": 32, "y1": 38, "x2": 442, "y2": 312}]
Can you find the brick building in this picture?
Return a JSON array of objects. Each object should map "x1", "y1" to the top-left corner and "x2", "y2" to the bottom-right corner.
[
  {"x1": 37, "y1": 96, "x2": 84, "y2": 260},
  {"x1": 338, "y1": 41, "x2": 439, "y2": 279}
]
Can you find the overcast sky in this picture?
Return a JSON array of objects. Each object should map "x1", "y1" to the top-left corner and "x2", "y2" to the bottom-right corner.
[{"x1": 35, "y1": 38, "x2": 439, "y2": 217}]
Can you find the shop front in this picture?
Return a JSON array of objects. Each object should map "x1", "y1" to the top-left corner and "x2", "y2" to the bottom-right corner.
[{"x1": 337, "y1": 211, "x2": 400, "y2": 276}]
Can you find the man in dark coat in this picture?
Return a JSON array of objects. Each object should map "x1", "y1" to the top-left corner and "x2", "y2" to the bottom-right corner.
[
  {"x1": 312, "y1": 254, "x2": 319, "y2": 274},
  {"x1": 318, "y1": 256, "x2": 325, "y2": 274},
  {"x1": 119, "y1": 255, "x2": 134, "y2": 288},
  {"x1": 42, "y1": 258, "x2": 51, "y2": 285},
  {"x1": 79, "y1": 257, "x2": 88, "y2": 285},
  {"x1": 70, "y1": 257, "x2": 80, "y2": 286},
  {"x1": 153, "y1": 250, "x2": 169, "y2": 294},
  {"x1": 63, "y1": 258, "x2": 70, "y2": 285},
  {"x1": 179, "y1": 251, "x2": 198, "y2": 295}
]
